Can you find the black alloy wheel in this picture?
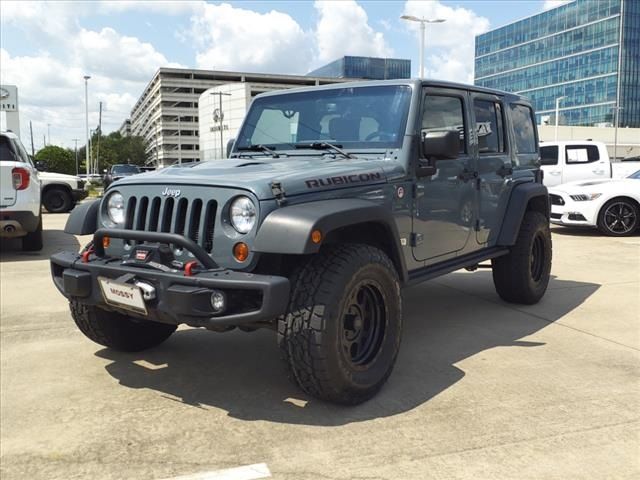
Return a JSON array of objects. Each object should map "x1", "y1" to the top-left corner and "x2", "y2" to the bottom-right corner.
[
  {"x1": 598, "y1": 199, "x2": 638, "y2": 236},
  {"x1": 341, "y1": 280, "x2": 387, "y2": 368}
]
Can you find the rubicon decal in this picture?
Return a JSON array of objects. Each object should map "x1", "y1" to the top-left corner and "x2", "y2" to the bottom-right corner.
[{"x1": 305, "y1": 172, "x2": 382, "y2": 189}]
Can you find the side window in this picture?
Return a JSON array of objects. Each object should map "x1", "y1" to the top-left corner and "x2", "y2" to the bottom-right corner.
[
  {"x1": 565, "y1": 145, "x2": 600, "y2": 164},
  {"x1": 422, "y1": 95, "x2": 466, "y2": 153},
  {"x1": 473, "y1": 100, "x2": 505, "y2": 154},
  {"x1": 540, "y1": 146, "x2": 559, "y2": 165},
  {"x1": 509, "y1": 104, "x2": 536, "y2": 154}
]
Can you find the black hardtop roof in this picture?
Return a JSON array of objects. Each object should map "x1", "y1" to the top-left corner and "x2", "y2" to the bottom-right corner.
[{"x1": 256, "y1": 78, "x2": 529, "y2": 104}]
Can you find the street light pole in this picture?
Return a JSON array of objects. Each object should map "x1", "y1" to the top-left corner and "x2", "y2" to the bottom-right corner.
[
  {"x1": 611, "y1": 105, "x2": 623, "y2": 162},
  {"x1": 84, "y1": 75, "x2": 91, "y2": 175},
  {"x1": 400, "y1": 15, "x2": 446, "y2": 78},
  {"x1": 554, "y1": 96, "x2": 566, "y2": 141},
  {"x1": 72, "y1": 139, "x2": 79, "y2": 175}
]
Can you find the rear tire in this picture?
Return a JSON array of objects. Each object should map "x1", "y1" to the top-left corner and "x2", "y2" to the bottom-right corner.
[
  {"x1": 22, "y1": 214, "x2": 43, "y2": 252},
  {"x1": 597, "y1": 197, "x2": 639, "y2": 236},
  {"x1": 70, "y1": 301, "x2": 177, "y2": 352},
  {"x1": 492, "y1": 211, "x2": 552, "y2": 305},
  {"x1": 278, "y1": 244, "x2": 402, "y2": 405},
  {"x1": 43, "y1": 187, "x2": 72, "y2": 213}
]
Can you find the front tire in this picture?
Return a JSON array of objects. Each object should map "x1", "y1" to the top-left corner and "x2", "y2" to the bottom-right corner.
[
  {"x1": 597, "y1": 198, "x2": 639, "y2": 236},
  {"x1": 279, "y1": 244, "x2": 402, "y2": 405},
  {"x1": 70, "y1": 301, "x2": 177, "y2": 352},
  {"x1": 43, "y1": 187, "x2": 73, "y2": 213},
  {"x1": 492, "y1": 211, "x2": 552, "y2": 305}
]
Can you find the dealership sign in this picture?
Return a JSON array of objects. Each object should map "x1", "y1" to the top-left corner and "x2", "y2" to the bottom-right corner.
[{"x1": 0, "y1": 85, "x2": 18, "y2": 112}]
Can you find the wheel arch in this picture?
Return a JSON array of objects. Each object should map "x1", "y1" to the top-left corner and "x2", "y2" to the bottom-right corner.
[
  {"x1": 496, "y1": 181, "x2": 549, "y2": 246},
  {"x1": 254, "y1": 199, "x2": 408, "y2": 282},
  {"x1": 42, "y1": 182, "x2": 72, "y2": 196},
  {"x1": 64, "y1": 199, "x2": 100, "y2": 235}
]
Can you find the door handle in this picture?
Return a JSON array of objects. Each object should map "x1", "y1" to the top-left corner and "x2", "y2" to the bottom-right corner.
[
  {"x1": 496, "y1": 164, "x2": 513, "y2": 177},
  {"x1": 549, "y1": 170, "x2": 561, "y2": 175},
  {"x1": 592, "y1": 170, "x2": 605, "y2": 175}
]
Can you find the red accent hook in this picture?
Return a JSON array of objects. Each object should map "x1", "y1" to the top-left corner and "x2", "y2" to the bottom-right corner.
[{"x1": 184, "y1": 260, "x2": 198, "y2": 277}]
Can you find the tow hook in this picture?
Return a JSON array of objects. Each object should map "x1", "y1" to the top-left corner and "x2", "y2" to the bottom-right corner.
[{"x1": 134, "y1": 280, "x2": 156, "y2": 301}]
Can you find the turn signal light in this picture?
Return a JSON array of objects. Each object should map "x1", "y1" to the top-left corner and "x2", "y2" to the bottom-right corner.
[
  {"x1": 233, "y1": 242, "x2": 249, "y2": 262},
  {"x1": 311, "y1": 229, "x2": 322, "y2": 244},
  {"x1": 102, "y1": 235, "x2": 110, "y2": 248}
]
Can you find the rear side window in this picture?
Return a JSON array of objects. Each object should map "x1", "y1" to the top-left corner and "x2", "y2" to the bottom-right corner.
[
  {"x1": 510, "y1": 104, "x2": 536, "y2": 154},
  {"x1": 565, "y1": 145, "x2": 600, "y2": 164},
  {"x1": 0, "y1": 136, "x2": 20, "y2": 162},
  {"x1": 473, "y1": 100, "x2": 505, "y2": 154},
  {"x1": 540, "y1": 146, "x2": 559, "y2": 165}
]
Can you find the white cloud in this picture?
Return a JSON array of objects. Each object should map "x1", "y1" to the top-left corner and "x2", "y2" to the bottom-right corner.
[
  {"x1": 314, "y1": 0, "x2": 392, "y2": 64},
  {"x1": 97, "y1": 0, "x2": 202, "y2": 15},
  {"x1": 542, "y1": 0, "x2": 572, "y2": 10},
  {"x1": 189, "y1": 3, "x2": 312, "y2": 74},
  {"x1": 402, "y1": 0, "x2": 490, "y2": 83}
]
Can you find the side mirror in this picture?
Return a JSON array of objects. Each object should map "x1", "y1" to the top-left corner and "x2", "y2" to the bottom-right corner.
[
  {"x1": 226, "y1": 138, "x2": 235, "y2": 158},
  {"x1": 422, "y1": 130, "x2": 460, "y2": 160},
  {"x1": 35, "y1": 161, "x2": 47, "y2": 172}
]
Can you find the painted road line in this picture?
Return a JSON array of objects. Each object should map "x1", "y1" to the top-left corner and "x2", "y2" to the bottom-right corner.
[{"x1": 159, "y1": 463, "x2": 271, "y2": 480}]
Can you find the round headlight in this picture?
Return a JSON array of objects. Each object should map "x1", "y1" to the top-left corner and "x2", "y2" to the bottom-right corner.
[
  {"x1": 106, "y1": 192, "x2": 125, "y2": 225},
  {"x1": 230, "y1": 196, "x2": 256, "y2": 234}
]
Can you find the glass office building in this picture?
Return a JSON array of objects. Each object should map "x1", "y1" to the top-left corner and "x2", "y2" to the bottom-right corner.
[
  {"x1": 474, "y1": 0, "x2": 639, "y2": 128},
  {"x1": 308, "y1": 56, "x2": 411, "y2": 80}
]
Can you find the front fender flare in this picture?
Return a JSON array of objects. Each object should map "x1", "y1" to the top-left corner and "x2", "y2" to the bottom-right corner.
[
  {"x1": 64, "y1": 199, "x2": 99, "y2": 235},
  {"x1": 254, "y1": 198, "x2": 407, "y2": 279}
]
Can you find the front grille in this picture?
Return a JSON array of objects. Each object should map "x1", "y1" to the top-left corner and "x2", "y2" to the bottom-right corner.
[
  {"x1": 124, "y1": 196, "x2": 217, "y2": 253},
  {"x1": 549, "y1": 194, "x2": 565, "y2": 206}
]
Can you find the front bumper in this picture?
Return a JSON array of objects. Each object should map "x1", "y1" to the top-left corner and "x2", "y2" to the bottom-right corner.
[
  {"x1": 50, "y1": 231, "x2": 290, "y2": 328},
  {"x1": 71, "y1": 188, "x2": 88, "y2": 202},
  {"x1": 549, "y1": 192, "x2": 598, "y2": 227}
]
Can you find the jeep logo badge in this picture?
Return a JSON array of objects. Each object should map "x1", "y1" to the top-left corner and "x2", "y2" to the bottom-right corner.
[{"x1": 161, "y1": 187, "x2": 181, "y2": 197}]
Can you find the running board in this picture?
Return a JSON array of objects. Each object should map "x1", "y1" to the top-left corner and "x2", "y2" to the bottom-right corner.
[{"x1": 407, "y1": 247, "x2": 509, "y2": 286}]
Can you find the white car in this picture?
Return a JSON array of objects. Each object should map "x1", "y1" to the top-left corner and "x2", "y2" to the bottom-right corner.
[
  {"x1": 549, "y1": 170, "x2": 640, "y2": 236},
  {"x1": 38, "y1": 170, "x2": 88, "y2": 213},
  {"x1": 1, "y1": 131, "x2": 43, "y2": 250}
]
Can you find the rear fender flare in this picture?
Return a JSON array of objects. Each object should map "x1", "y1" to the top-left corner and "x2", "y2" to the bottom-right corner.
[{"x1": 497, "y1": 182, "x2": 549, "y2": 246}]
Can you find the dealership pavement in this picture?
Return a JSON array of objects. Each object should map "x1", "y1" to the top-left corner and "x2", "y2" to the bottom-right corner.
[{"x1": 1, "y1": 213, "x2": 638, "y2": 480}]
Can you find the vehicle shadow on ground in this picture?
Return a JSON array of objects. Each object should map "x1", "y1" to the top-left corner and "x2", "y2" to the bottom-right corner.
[
  {"x1": 96, "y1": 271, "x2": 600, "y2": 426},
  {"x1": 0, "y1": 229, "x2": 80, "y2": 262}
]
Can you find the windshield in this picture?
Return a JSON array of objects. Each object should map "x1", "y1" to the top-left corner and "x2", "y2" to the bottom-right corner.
[
  {"x1": 112, "y1": 165, "x2": 140, "y2": 174},
  {"x1": 628, "y1": 170, "x2": 640, "y2": 179},
  {"x1": 235, "y1": 85, "x2": 412, "y2": 152}
]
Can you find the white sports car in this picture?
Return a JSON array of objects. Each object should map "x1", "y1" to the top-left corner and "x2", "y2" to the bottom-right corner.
[{"x1": 549, "y1": 170, "x2": 640, "y2": 236}]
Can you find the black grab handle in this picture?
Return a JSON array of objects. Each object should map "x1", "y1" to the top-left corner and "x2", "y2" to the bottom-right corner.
[{"x1": 93, "y1": 228, "x2": 218, "y2": 269}]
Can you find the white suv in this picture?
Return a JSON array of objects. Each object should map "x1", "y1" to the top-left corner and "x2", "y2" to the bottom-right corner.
[{"x1": 0, "y1": 131, "x2": 43, "y2": 251}]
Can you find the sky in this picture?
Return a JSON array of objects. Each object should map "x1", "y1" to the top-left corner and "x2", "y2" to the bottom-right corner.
[{"x1": 0, "y1": 0, "x2": 571, "y2": 151}]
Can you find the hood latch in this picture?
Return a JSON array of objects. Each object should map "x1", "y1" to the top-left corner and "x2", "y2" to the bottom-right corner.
[{"x1": 270, "y1": 181, "x2": 287, "y2": 206}]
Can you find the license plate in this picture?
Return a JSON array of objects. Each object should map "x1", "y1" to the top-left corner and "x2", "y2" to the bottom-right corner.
[{"x1": 98, "y1": 277, "x2": 148, "y2": 315}]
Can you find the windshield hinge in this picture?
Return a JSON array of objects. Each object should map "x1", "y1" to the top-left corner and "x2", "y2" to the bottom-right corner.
[{"x1": 270, "y1": 181, "x2": 287, "y2": 206}]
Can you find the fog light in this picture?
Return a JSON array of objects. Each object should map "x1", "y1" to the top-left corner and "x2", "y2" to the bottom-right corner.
[{"x1": 210, "y1": 290, "x2": 226, "y2": 313}]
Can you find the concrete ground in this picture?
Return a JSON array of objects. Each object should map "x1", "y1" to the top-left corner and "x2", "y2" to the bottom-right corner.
[{"x1": 1, "y1": 213, "x2": 639, "y2": 480}]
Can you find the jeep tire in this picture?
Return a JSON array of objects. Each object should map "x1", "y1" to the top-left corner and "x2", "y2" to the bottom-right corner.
[
  {"x1": 43, "y1": 187, "x2": 73, "y2": 213},
  {"x1": 492, "y1": 211, "x2": 552, "y2": 304},
  {"x1": 278, "y1": 244, "x2": 402, "y2": 405},
  {"x1": 22, "y1": 214, "x2": 43, "y2": 252},
  {"x1": 70, "y1": 301, "x2": 177, "y2": 352}
]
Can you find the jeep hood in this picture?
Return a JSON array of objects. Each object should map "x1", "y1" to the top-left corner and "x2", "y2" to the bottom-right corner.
[{"x1": 113, "y1": 156, "x2": 401, "y2": 199}]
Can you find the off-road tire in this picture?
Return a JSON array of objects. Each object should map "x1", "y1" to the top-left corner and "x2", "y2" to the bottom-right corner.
[
  {"x1": 492, "y1": 211, "x2": 552, "y2": 305},
  {"x1": 278, "y1": 244, "x2": 402, "y2": 405},
  {"x1": 43, "y1": 187, "x2": 73, "y2": 213},
  {"x1": 70, "y1": 301, "x2": 177, "y2": 352},
  {"x1": 22, "y1": 214, "x2": 43, "y2": 252},
  {"x1": 596, "y1": 197, "x2": 639, "y2": 236}
]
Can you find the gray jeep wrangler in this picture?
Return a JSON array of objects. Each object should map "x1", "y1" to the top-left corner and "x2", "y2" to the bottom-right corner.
[{"x1": 51, "y1": 79, "x2": 551, "y2": 405}]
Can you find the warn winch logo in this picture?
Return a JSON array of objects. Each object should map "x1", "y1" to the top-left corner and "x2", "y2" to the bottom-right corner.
[{"x1": 162, "y1": 187, "x2": 181, "y2": 197}]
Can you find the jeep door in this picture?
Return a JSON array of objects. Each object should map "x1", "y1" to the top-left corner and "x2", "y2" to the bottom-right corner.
[
  {"x1": 412, "y1": 87, "x2": 475, "y2": 263},
  {"x1": 471, "y1": 94, "x2": 512, "y2": 245}
]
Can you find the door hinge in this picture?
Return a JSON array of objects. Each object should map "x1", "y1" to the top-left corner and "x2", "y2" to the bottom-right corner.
[
  {"x1": 410, "y1": 232, "x2": 424, "y2": 246},
  {"x1": 474, "y1": 219, "x2": 481, "y2": 232}
]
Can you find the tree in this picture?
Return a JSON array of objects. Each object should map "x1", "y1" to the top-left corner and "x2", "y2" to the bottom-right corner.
[
  {"x1": 84, "y1": 132, "x2": 148, "y2": 172},
  {"x1": 35, "y1": 145, "x2": 76, "y2": 175}
]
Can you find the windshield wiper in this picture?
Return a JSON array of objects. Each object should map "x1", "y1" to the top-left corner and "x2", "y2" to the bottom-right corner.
[
  {"x1": 236, "y1": 145, "x2": 280, "y2": 158},
  {"x1": 294, "y1": 142, "x2": 356, "y2": 159}
]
